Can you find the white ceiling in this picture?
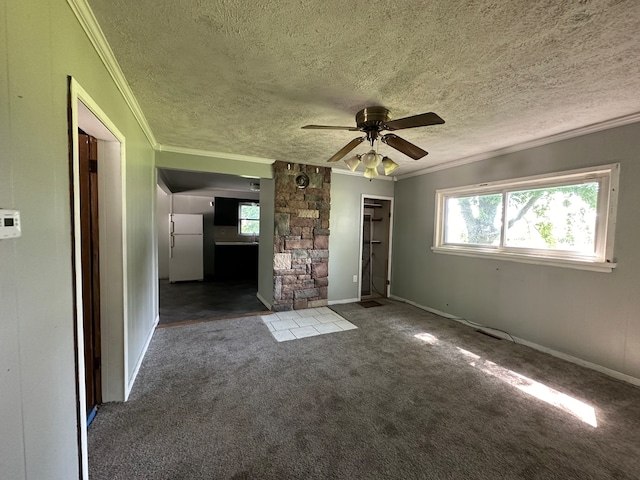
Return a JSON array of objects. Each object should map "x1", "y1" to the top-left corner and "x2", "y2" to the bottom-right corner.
[{"x1": 88, "y1": 0, "x2": 640, "y2": 177}]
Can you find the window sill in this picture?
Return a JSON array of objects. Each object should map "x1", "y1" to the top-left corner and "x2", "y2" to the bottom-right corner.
[{"x1": 431, "y1": 246, "x2": 616, "y2": 273}]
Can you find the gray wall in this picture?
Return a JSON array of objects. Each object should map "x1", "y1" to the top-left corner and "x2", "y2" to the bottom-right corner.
[
  {"x1": 258, "y1": 178, "x2": 275, "y2": 307},
  {"x1": 156, "y1": 150, "x2": 273, "y2": 178},
  {"x1": 1, "y1": 1, "x2": 157, "y2": 478},
  {"x1": 392, "y1": 122, "x2": 640, "y2": 381},
  {"x1": 328, "y1": 173, "x2": 395, "y2": 303}
]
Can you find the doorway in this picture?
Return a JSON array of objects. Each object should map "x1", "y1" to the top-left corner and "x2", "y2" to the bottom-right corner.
[
  {"x1": 360, "y1": 196, "x2": 393, "y2": 300},
  {"x1": 70, "y1": 77, "x2": 128, "y2": 479},
  {"x1": 78, "y1": 131, "x2": 101, "y2": 425},
  {"x1": 156, "y1": 171, "x2": 269, "y2": 326}
]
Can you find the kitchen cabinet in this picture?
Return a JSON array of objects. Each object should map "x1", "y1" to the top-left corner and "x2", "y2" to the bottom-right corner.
[
  {"x1": 214, "y1": 243, "x2": 259, "y2": 280},
  {"x1": 213, "y1": 197, "x2": 240, "y2": 226}
]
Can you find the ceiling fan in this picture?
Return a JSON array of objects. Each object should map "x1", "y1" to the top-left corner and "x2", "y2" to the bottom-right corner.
[{"x1": 302, "y1": 106, "x2": 445, "y2": 175}]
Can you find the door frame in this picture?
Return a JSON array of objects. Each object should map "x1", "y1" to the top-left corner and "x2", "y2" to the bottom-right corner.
[
  {"x1": 358, "y1": 194, "x2": 394, "y2": 301},
  {"x1": 78, "y1": 131, "x2": 102, "y2": 422},
  {"x1": 69, "y1": 77, "x2": 128, "y2": 479}
]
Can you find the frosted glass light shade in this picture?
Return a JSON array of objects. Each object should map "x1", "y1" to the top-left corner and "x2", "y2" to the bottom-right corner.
[
  {"x1": 363, "y1": 167, "x2": 379, "y2": 179},
  {"x1": 362, "y1": 149, "x2": 381, "y2": 169},
  {"x1": 344, "y1": 154, "x2": 361, "y2": 172},
  {"x1": 381, "y1": 156, "x2": 399, "y2": 175}
]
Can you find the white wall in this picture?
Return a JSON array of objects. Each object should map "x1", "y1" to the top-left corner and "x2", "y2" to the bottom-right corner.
[
  {"x1": 328, "y1": 173, "x2": 395, "y2": 303},
  {"x1": 1, "y1": 1, "x2": 157, "y2": 478},
  {"x1": 392, "y1": 121, "x2": 640, "y2": 383},
  {"x1": 157, "y1": 186, "x2": 170, "y2": 279}
]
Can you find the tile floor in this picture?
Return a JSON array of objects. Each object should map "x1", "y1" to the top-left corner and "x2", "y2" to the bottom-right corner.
[
  {"x1": 159, "y1": 279, "x2": 268, "y2": 325},
  {"x1": 261, "y1": 307, "x2": 357, "y2": 342}
]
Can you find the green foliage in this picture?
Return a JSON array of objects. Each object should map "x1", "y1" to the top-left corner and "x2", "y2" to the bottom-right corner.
[
  {"x1": 455, "y1": 182, "x2": 598, "y2": 248},
  {"x1": 239, "y1": 204, "x2": 260, "y2": 234},
  {"x1": 240, "y1": 205, "x2": 260, "y2": 220},
  {"x1": 534, "y1": 221, "x2": 555, "y2": 247},
  {"x1": 240, "y1": 220, "x2": 260, "y2": 234}
]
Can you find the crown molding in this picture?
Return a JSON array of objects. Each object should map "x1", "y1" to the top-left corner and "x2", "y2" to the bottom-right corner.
[
  {"x1": 157, "y1": 144, "x2": 276, "y2": 165},
  {"x1": 397, "y1": 111, "x2": 640, "y2": 181},
  {"x1": 67, "y1": 0, "x2": 158, "y2": 148}
]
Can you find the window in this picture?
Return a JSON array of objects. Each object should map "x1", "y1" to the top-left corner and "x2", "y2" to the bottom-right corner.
[
  {"x1": 433, "y1": 164, "x2": 619, "y2": 272},
  {"x1": 238, "y1": 202, "x2": 260, "y2": 235}
]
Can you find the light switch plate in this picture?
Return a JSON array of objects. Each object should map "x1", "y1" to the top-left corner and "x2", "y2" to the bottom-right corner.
[{"x1": 0, "y1": 209, "x2": 21, "y2": 239}]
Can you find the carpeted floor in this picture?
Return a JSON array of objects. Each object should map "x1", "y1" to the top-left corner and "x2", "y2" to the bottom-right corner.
[{"x1": 88, "y1": 300, "x2": 640, "y2": 479}]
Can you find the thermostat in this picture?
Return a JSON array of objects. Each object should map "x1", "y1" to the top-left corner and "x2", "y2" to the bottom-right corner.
[{"x1": 0, "y1": 209, "x2": 21, "y2": 239}]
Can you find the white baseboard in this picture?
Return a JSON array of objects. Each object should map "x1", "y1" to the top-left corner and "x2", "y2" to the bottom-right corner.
[
  {"x1": 125, "y1": 314, "x2": 159, "y2": 400},
  {"x1": 256, "y1": 292, "x2": 272, "y2": 310},
  {"x1": 389, "y1": 295, "x2": 640, "y2": 388},
  {"x1": 328, "y1": 297, "x2": 360, "y2": 305}
]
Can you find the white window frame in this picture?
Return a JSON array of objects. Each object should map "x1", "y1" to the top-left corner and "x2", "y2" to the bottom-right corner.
[
  {"x1": 432, "y1": 164, "x2": 619, "y2": 272},
  {"x1": 238, "y1": 202, "x2": 260, "y2": 236}
]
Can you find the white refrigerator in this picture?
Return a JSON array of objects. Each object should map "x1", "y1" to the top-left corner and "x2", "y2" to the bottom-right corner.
[{"x1": 169, "y1": 213, "x2": 204, "y2": 282}]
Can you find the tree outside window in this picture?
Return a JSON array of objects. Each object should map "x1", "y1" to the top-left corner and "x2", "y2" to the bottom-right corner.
[
  {"x1": 239, "y1": 203, "x2": 260, "y2": 235},
  {"x1": 433, "y1": 164, "x2": 619, "y2": 271}
]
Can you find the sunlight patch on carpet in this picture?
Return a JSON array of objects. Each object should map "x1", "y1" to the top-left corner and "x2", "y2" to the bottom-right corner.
[
  {"x1": 458, "y1": 348, "x2": 598, "y2": 427},
  {"x1": 414, "y1": 332, "x2": 439, "y2": 345}
]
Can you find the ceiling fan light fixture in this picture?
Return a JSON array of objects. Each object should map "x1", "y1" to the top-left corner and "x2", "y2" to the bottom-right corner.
[
  {"x1": 362, "y1": 149, "x2": 381, "y2": 169},
  {"x1": 363, "y1": 167, "x2": 379, "y2": 179},
  {"x1": 344, "y1": 154, "x2": 361, "y2": 172},
  {"x1": 381, "y1": 156, "x2": 399, "y2": 175}
]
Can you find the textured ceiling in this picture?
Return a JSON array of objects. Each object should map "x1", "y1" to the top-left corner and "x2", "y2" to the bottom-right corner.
[{"x1": 88, "y1": 0, "x2": 640, "y2": 176}]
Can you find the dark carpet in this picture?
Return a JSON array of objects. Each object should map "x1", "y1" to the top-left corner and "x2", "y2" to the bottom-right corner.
[
  {"x1": 88, "y1": 300, "x2": 640, "y2": 479},
  {"x1": 159, "y1": 278, "x2": 268, "y2": 325}
]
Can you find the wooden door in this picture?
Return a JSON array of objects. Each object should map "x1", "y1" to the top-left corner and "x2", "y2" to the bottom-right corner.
[{"x1": 78, "y1": 131, "x2": 102, "y2": 421}]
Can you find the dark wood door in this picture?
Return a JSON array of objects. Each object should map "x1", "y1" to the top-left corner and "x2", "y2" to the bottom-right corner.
[{"x1": 78, "y1": 131, "x2": 102, "y2": 420}]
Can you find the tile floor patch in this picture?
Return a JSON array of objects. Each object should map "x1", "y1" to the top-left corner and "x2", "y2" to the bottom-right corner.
[
  {"x1": 290, "y1": 326, "x2": 320, "y2": 339},
  {"x1": 294, "y1": 316, "x2": 320, "y2": 327},
  {"x1": 314, "y1": 322, "x2": 343, "y2": 334},
  {"x1": 271, "y1": 319, "x2": 299, "y2": 331},
  {"x1": 316, "y1": 313, "x2": 340, "y2": 324},
  {"x1": 261, "y1": 308, "x2": 357, "y2": 342},
  {"x1": 272, "y1": 330, "x2": 296, "y2": 342},
  {"x1": 275, "y1": 311, "x2": 302, "y2": 321},
  {"x1": 335, "y1": 320, "x2": 358, "y2": 331}
]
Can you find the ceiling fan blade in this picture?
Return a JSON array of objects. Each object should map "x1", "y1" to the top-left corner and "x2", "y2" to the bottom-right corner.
[
  {"x1": 302, "y1": 125, "x2": 359, "y2": 131},
  {"x1": 382, "y1": 134, "x2": 428, "y2": 160},
  {"x1": 327, "y1": 137, "x2": 365, "y2": 162},
  {"x1": 384, "y1": 112, "x2": 445, "y2": 131}
]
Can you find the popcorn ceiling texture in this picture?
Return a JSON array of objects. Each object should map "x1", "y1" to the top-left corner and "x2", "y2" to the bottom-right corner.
[
  {"x1": 88, "y1": 0, "x2": 640, "y2": 174},
  {"x1": 272, "y1": 162, "x2": 330, "y2": 311}
]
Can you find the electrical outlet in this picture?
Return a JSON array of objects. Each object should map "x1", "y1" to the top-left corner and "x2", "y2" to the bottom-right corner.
[{"x1": 352, "y1": 275, "x2": 358, "y2": 283}]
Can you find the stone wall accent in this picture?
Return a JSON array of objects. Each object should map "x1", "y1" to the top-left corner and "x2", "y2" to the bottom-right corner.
[{"x1": 272, "y1": 161, "x2": 330, "y2": 311}]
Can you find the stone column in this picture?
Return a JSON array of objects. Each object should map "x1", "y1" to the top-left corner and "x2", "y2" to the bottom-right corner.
[{"x1": 272, "y1": 161, "x2": 330, "y2": 311}]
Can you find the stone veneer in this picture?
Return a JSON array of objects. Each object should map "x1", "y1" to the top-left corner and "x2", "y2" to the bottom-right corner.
[{"x1": 272, "y1": 161, "x2": 330, "y2": 311}]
